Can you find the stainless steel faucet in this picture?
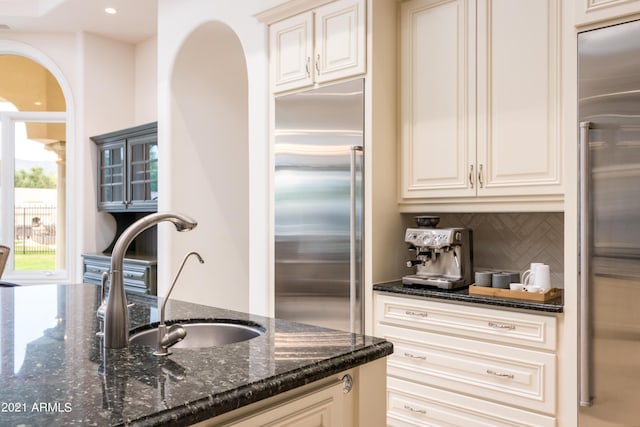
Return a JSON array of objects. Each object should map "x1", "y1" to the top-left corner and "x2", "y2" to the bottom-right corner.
[
  {"x1": 101, "y1": 212, "x2": 198, "y2": 349},
  {"x1": 154, "y1": 251, "x2": 204, "y2": 356}
]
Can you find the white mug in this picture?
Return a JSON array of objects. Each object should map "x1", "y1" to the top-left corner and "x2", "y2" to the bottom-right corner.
[
  {"x1": 533, "y1": 264, "x2": 551, "y2": 290},
  {"x1": 522, "y1": 263, "x2": 545, "y2": 288}
]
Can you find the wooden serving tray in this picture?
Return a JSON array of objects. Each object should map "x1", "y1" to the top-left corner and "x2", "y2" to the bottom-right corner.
[{"x1": 468, "y1": 285, "x2": 562, "y2": 302}]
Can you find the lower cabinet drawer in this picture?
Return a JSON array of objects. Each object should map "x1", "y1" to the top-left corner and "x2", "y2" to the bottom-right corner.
[
  {"x1": 84, "y1": 262, "x2": 109, "y2": 282},
  {"x1": 375, "y1": 293, "x2": 557, "y2": 351},
  {"x1": 122, "y1": 267, "x2": 149, "y2": 289},
  {"x1": 387, "y1": 377, "x2": 556, "y2": 427},
  {"x1": 377, "y1": 323, "x2": 556, "y2": 415},
  {"x1": 82, "y1": 256, "x2": 155, "y2": 295}
]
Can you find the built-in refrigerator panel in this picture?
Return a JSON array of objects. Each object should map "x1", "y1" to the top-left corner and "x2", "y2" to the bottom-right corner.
[
  {"x1": 579, "y1": 19, "x2": 640, "y2": 426},
  {"x1": 274, "y1": 79, "x2": 364, "y2": 334}
]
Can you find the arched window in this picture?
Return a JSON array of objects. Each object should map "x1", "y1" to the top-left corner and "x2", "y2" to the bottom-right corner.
[{"x1": 0, "y1": 54, "x2": 69, "y2": 282}]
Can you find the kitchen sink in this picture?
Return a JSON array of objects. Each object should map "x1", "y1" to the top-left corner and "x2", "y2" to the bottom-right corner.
[{"x1": 129, "y1": 321, "x2": 264, "y2": 349}]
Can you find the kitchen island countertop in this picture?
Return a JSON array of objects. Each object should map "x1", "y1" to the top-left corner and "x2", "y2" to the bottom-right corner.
[
  {"x1": 0, "y1": 284, "x2": 392, "y2": 426},
  {"x1": 374, "y1": 280, "x2": 563, "y2": 313}
]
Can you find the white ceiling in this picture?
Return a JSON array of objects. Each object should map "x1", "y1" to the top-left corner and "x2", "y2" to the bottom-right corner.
[{"x1": 0, "y1": 0, "x2": 157, "y2": 44}]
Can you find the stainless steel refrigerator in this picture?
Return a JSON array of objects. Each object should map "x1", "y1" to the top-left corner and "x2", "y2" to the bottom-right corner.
[
  {"x1": 274, "y1": 78, "x2": 364, "y2": 335},
  {"x1": 579, "y1": 19, "x2": 640, "y2": 426}
]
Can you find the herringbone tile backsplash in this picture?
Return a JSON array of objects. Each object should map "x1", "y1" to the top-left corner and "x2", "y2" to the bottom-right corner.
[{"x1": 403, "y1": 213, "x2": 565, "y2": 288}]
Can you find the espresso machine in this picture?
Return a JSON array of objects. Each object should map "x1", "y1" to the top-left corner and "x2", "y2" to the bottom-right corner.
[{"x1": 403, "y1": 216, "x2": 473, "y2": 289}]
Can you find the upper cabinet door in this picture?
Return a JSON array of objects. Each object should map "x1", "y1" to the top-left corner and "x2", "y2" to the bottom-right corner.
[
  {"x1": 476, "y1": 0, "x2": 561, "y2": 197},
  {"x1": 97, "y1": 140, "x2": 126, "y2": 211},
  {"x1": 269, "y1": 0, "x2": 366, "y2": 93},
  {"x1": 127, "y1": 133, "x2": 158, "y2": 210},
  {"x1": 314, "y1": 0, "x2": 366, "y2": 84},
  {"x1": 270, "y1": 12, "x2": 314, "y2": 93},
  {"x1": 575, "y1": 0, "x2": 640, "y2": 27},
  {"x1": 399, "y1": 0, "x2": 564, "y2": 211},
  {"x1": 400, "y1": 0, "x2": 476, "y2": 199}
]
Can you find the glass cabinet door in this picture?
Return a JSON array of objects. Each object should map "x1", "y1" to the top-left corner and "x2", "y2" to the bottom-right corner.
[
  {"x1": 127, "y1": 133, "x2": 158, "y2": 210},
  {"x1": 98, "y1": 141, "x2": 126, "y2": 209}
]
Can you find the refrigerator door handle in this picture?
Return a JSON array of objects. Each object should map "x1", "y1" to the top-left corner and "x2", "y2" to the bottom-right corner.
[
  {"x1": 579, "y1": 121, "x2": 593, "y2": 407},
  {"x1": 350, "y1": 145, "x2": 363, "y2": 335}
]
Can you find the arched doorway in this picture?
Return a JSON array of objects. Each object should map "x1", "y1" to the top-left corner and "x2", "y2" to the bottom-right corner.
[
  {"x1": 162, "y1": 21, "x2": 250, "y2": 310},
  {"x1": 0, "y1": 49, "x2": 71, "y2": 283}
]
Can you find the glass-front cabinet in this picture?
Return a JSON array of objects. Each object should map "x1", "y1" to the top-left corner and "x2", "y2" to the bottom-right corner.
[
  {"x1": 98, "y1": 140, "x2": 126, "y2": 210},
  {"x1": 128, "y1": 132, "x2": 158, "y2": 208},
  {"x1": 91, "y1": 122, "x2": 158, "y2": 212}
]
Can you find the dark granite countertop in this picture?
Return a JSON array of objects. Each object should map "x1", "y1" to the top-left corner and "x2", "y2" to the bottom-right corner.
[
  {"x1": 374, "y1": 281, "x2": 563, "y2": 313},
  {"x1": 0, "y1": 284, "x2": 392, "y2": 426}
]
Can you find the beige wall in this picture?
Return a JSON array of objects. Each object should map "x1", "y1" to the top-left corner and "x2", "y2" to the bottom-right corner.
[
  {"x1": 156, "y1": 0, "x2": 287, "y2": 314},
  {"x1": 135, "y1": 36, "x2": 158, "y2": 124}
]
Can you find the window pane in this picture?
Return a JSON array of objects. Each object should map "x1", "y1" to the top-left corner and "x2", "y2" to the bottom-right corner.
[{"x1": 13, "y1": 122, "x2": 65, "y2": 271}]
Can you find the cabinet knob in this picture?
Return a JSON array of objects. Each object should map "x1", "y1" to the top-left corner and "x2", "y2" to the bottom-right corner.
[{"x1": 341, "y1": 374, "x2": 353, "y2": 393}]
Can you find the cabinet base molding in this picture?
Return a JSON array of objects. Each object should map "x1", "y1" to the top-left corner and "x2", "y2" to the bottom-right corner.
[{"x1": 398, "y1": 196, "x2": 564, "y2": 213}]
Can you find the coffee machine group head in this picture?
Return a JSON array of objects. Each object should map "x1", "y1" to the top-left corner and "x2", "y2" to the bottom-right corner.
[{"x1": 402, "y1": 216, "x2": 473, "y2": 289}]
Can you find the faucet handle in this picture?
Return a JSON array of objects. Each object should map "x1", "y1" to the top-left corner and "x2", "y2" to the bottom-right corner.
[
  {"x1": 100, "y1": 271, "x2": 108, "y2": 301},
  {"x1": 154, "y1": 324, "x2": 187, "y2": 356},
  {"x1": 96, "y1": 272, "x2": 109, "y2": 337}
]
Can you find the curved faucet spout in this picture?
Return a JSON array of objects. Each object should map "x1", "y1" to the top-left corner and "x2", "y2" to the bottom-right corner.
[
  {"x1": 160, "y1": 251, "x2": 204, "y2": 325},
  {"x1": 102, "y1": 212, "x2": 198, "y2": 349}
]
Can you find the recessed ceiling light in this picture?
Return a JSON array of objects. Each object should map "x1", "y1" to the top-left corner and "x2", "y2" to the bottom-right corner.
[
  {"x1": 34, "y1": 101, "x2": 42, "y2": 106},
  {"x1": 105, "y1": 7, "x2": 117, "y2": 15}
]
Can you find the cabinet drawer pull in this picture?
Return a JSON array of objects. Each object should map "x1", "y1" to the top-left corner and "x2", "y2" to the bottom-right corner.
[
  {"x1": 469, "y1": 164, "x2": 474, "y2": 189},
  {"x1": 488, "y1": 321, "x2": 515, "y2": 330},
  {"x1": 486, "y1": 369, "x2": 514, "y2": 379},
  {"x1": 478, "y1": 164, "x2": 484, "y2": 188},
  {"x1": 405, "y1": 310, "x2": 428, "y2": 318},
  {"x1": 403, "y1": 352, "x2": 427, "y2": 361},
  {"x1": 305, "y1": 56, "x2": 311, "y2": 78},
  {"x1": 315, "y1": 54, "x2": 320, "y2": 74},
  {"x1": 403, "y1": 404, "x2": 426, "y2": 415}
]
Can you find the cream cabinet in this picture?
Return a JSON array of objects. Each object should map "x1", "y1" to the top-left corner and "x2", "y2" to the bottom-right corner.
[
  {"x1": 269, "y1": 0, "x2": 366, "y2": 93},
  {"x1": 194, "y1": 359, "x2": 387, "y2": 427},
  {"x1": 399, "y1": 0, "x2": 563, "y2": 211},
  {"x1": 575, "y1": 0, "x2": 640, "y2": 26},
  {"x1": 227, "y1": 377, "x2": 350, "y2": 427},
  {"x1": 374, "y1": 292, "x2": 558, "y2": 426}
]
